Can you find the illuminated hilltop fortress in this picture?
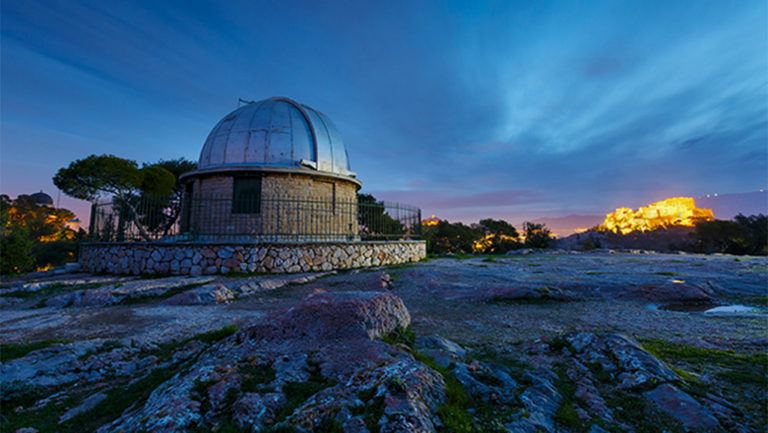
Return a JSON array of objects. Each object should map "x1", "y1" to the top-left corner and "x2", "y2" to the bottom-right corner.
[{"x1": 601, "y1": 197, "x2": 714, "y2": 235}]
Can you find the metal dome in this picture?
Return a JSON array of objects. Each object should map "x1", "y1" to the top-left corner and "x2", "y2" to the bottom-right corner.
[
  {"x1": 198, "y1": 97, "x2": 354, "y2": 177},
  {"x1": 30, "y1": 190, "x2": 54, "y2": 206}
]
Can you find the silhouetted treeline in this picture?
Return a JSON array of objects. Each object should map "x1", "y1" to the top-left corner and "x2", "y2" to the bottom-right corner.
[
  {"x1": 692, "y1": 214, "x2": 767, "y2": 255},
  {"x1": 423, "y1": 218, "x2": 551, "y2": 254}
]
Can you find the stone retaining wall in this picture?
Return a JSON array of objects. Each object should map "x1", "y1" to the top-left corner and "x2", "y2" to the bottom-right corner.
[{"x1": 80, "y1": 241, "x2": 426, "y2": 275}]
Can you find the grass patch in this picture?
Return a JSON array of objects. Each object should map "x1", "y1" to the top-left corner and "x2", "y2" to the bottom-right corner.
[
  {"x1": 2, "y1": 360, "x2": 193, "y2": 433},
  {"x1": 487, "y1": 286, "x2": 570, "y2": 305},
  {"x1": 195, "y1": 325, "x2": 238, "y2": 344},
  {"x1": 548, "y1": 336, "x2": 571, "y2": 352},
  {"x1": 275, "y1": 358, "x2": 337, "y2": 422},
  {"x1": 149, "y1": 324, "x2": 238, "y2": 361},
  {"x1": 669, "y1": 367, "x2": 709, "y2": 398},
  {"x1": 117, "y1": 282, "x2": 206, "y2": 305},
  {"x1": 639, "y1": 338, "x2": 767, "y2": 386},
  {"x1": 411, "y1": 347, "x2": 511, "y2": 432},
  {"x1": 240, "y1": 363, "x2": 276, "y2": 393},
  {"x1": 553, "y1": 363, "x2": 586, "y2": 432},
  {"x1": 0, "y1": 339, "x2": 68, "y2": 362},
  {"x1": 434, "y1": 253, "x2": 510, "y2": 261},
  {"x1": 640, "y1": 338, "x2": 766, "y2": 432},
  {"x1": 67, "y1": 365, "x2": 186, "y2": 431},
  {"x1": 605, "y1": 390, "x2": 683, "y2": 433},
  {"x1": 191, "y1": 378, "x2": 219, "y2": 414},
  {"x1": 654, "y1": 271, "x2": 680, "y2": 276},
  {"x1": 487, "y1": 296, "x2": 554, "y2": 305},
  {"x1": 740, "y1": 295, "x2": 768, "y2": 306},
  {"x1": 78, "y1": 339, "x2": 125, "y2": 360},
  {"x1": 436, "y1": 253, "x2": 478, "y2": 260},
  {"x1": 472, "y1": 347, "x2": 532, "y2": 384},
  {"x1": 351, "y1": 388, "x2": 386, "y2": 433},
  {"x1": 381, "y1": 325, "x2": 416, "y2": 346},
  {"x1": 586, "y1": 362, "x2": 613, "y2": 383},
  {"x1": 384, "y1": 262, "x2": 421, "y2": 270},
  {"x1": 0, "y1": 381, "x2": 93, "y2": 433},
  {"x1": 0, "y1": 282, "x2": 101, "y2": 299},
  {"x1": 1, "y1": 380, "x2": 48, "y2": 410}
]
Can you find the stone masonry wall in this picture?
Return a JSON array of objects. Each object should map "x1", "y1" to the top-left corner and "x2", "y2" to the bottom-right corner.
[
  {"x1": 80, "y1": 241, "x2": 426, "y2": 275},
  {"x1": 188, "y1": 172, "x2": 358, "y2": 240}
]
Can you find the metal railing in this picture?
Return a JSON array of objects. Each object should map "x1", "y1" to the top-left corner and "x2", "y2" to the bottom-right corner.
[{"x1": 89, "y1": 195, "x2": 421, "y2": 242}]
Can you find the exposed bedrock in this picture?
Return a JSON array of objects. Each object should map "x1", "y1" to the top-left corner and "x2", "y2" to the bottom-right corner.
[{"x1": 97, "y1": 291, "x2": 444, "y2": 433}]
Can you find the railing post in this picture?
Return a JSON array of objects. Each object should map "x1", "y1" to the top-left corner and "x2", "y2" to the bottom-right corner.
[{"x1": 88, "y1": 202, "x2": 97, "y2": 241}]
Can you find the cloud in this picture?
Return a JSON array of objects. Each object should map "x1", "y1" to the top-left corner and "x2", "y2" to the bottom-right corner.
[{"x1": 1, "y1": 0, "x2": 765, "y2": 225}]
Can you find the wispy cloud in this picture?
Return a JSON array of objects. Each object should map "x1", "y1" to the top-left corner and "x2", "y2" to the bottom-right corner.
[{"x1": 1, "y1": 0, "x2": 765, "y2": 224}]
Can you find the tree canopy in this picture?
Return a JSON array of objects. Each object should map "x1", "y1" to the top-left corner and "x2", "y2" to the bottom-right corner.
[
  {"x1": 472, "y1": 218, "x2": 521, "y2": 253},
  {"x1": 0, "y1": 194, "x2": 81, "y2": 274},
  {"x1": 54, "y1": 154, "x2": 190, "y2": 241},
  {"x1": 523, "y1": 221, "x2": 552, "y2": 249},
  {"x1": 693, "y1": 214, "x2": 767, "y2": 255},
  {"x1": 53, "y1": 154, "x2": 175, "y2": 201},
  {"x1": 357, "y1": 193, "x2": 405, "y2": 239}
]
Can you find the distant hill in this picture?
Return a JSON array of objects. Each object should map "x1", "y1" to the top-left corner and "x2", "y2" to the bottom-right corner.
[
  {"x1": 555, "y1": 226, "x2": 696, "y2": 252},
  {"x1": 696, "y1": 191, "x2": 767, "y2": 219},
  {"x1": 531, "y1": 214, "x2": 603, "y2": 238}
]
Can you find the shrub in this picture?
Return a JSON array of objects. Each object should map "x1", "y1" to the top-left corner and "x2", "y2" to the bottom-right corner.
[
  {"x1": 523, "y1": 222, "x2": 552, "y2": 249},
  {"x1": 32, "y1": 241, "x2": 79, "y2": 269},
  {"x1": 0, "y1": 228, "x2": 35, "y2": 274}
]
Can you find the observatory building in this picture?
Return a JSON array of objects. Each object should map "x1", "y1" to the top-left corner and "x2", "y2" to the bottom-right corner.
[
  {"x1": 30, "y1": 190, "x2": 55, "y2": 207},
  {"x1": 81, "y1": 97, "x2": 425, "y2": 275},
  {"x1": 179, "y1": 97, "x2": 361, "y2": 241}
]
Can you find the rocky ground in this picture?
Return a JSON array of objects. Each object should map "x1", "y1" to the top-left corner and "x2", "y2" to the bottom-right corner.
[{"x1": 1, "y1": 251, "x2": 766, "y2": 432}]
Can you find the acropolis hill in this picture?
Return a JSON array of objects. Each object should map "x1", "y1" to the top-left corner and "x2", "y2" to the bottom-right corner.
[{"x1": 601, "y1": 197, "x2": 715, "y2": 235}]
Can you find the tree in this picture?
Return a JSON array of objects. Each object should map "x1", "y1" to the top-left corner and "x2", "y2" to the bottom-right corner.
[
  {"x1": 423, "y1": 220, "x2": 482, "y2": 254},
  {"x1": 473, "y1": 218, "x2": 521, "y2": 253},
  {"x1": 136, "y1": 158, "x2": 197, "y2": 236},
  {"x1": 733, "y1": 214, "x2": 767, "y2": 255},
  {"x1": 523, "y1": 221, "x2": 552, "y2": 249},
  {"x1": 358, "y1": 193, "x2": 405, "y2": 239},
  {"x1": 694, "y1": 220, "x2": 751, "y2": 254},
  {"x1": 0, "y1": 194, "x2": 78, "y2": 273},
  {"x1": 5, "y1": 195, "x2": 76, "y2": 242},
  {"x1": 54, "y1": 154, "x2": 175, "y2": 240},
  {"x1": 0, "y1": 227, "x2": 34, "y2": 274}
]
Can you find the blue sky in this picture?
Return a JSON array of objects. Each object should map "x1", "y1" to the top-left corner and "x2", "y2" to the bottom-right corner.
[{"x1": 1, "y1": 0, "x2": 766, "y2": 224}]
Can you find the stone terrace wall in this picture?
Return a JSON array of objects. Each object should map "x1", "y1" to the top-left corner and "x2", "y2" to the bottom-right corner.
[{"x1": 80, "y1": 241, "x2": 426, "y2": 275}]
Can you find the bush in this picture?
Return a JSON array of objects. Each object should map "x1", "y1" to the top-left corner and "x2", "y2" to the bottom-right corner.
[
  {"x1": 32, "y1": 241, "x2": 79, "y2": 269},
  {"x1": 734, "y1": 214, "x2": 767, "y2": 255},
  {"x1": 694, "y1": 218, "x2": 754, "y2": 255},
  {"x1": 423, "y1": 221, "x2": 482, "y2": 254},
  {"x1": 1, "y1": 228, "x2": 35, "y2": 274},
  {"x1": 523, "y1": 222, "x2": 552, "y2": 249}
]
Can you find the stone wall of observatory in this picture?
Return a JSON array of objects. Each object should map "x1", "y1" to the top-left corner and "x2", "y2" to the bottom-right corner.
[
  {"x1": 79, "y1": 241, "x2": 426, "y2": 275},
  {"x1": 186, "y1": 172, "x2": 359, "y2": 240}
]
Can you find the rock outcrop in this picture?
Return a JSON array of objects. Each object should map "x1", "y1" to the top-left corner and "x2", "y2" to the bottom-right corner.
[{"x1": 98, "y1": 291, "x2": 445, "y2": 433}]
